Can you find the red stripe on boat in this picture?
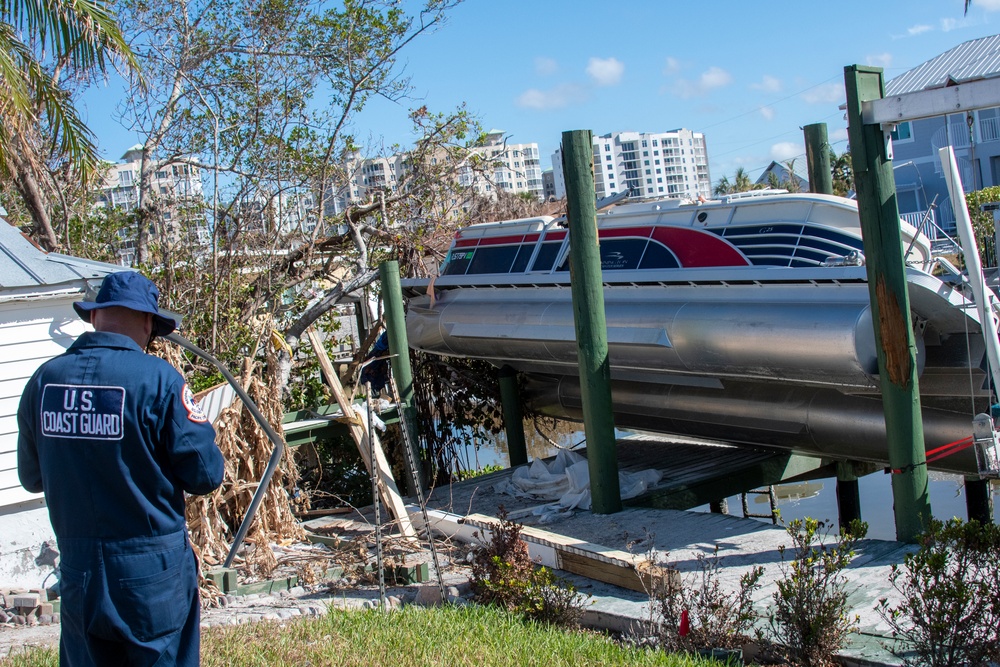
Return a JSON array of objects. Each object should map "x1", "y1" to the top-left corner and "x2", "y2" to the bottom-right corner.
[{"x1": 650, "y1": 227, "x2": 749, "y2": 267}]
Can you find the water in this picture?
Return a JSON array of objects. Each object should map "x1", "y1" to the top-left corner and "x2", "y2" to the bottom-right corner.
[
  {"x1": 463, "y1": 426, "x2": 999, "y2": 541},
  {"x1": 705, "y1": 472, "x2": 1000, "y2": 541}
]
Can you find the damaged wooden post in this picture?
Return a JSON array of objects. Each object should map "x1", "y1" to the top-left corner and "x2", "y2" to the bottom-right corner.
[
  {"x1": 305, "y1": 328, "x2": 417, "y2": 540},
  {"x1": 844, "y1": 65, "x2": 931, "y2": 542}
]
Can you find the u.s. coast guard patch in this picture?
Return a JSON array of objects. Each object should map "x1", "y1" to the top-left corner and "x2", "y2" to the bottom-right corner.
[{"x1": 182, "y1": 384, "x2": 208, "y2": 423}]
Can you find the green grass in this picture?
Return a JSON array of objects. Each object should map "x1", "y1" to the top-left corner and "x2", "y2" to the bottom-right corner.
[{"x1": 1, "y1": 605, "x2": 717, "y2": 666}]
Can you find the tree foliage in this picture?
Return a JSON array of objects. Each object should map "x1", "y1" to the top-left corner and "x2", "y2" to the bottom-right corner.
[{"x1": 0, "y1": 0, "x2": 139, "y2": 249}]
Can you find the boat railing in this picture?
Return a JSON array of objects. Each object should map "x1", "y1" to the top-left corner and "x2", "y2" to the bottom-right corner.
[{"x1": 719, "y1": 188, "x2": 789, "y2": 202}]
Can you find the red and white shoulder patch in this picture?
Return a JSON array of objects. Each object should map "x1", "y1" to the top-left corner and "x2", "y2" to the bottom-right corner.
[{"x1": 182, "y1": 384, "x2": 209, "y2": 423}]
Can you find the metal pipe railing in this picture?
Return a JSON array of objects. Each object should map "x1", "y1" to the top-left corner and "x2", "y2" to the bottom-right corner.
[{"x1": 164, "y1": 332, "x2": 286, "y2": 569}]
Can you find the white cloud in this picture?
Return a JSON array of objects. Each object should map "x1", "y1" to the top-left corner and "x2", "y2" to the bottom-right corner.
[
  {"x1": 671, "y1": 66, "x2": 734, "y2": 98},
  {"x1": 586, "y1": 57, "x2": 624, "y2": 86},
  {"x1": 515, "y1": 84, "x2": 588, "y2": 110},
  {"x1": 760, "y1": 106, "x2": 775, "y2": 120},
  {"x1": 770, "y1": 142, "x2": 803, "y2": 162},
  {"x1": 534, "y1": 57, "x2": 558, "y2": 76},
  {"x1": 866, "y1": 52, "x2": 893, "y2": 68},
  {"x1": 663, "y1": 56, "x2": 681, "y2": 75},
  {"x1": 830, "y1": 128, "x2": 850, "y2": 143},
  {"x1": 908, "y1": 24, "x2": 933, "y2": 35},
  {"x1": 750, "y1": 75, "x2": 782, "y2": 93},
  {"x1": 939, "y1": 15, "x2": 977, "y2": 31},
  {"x1": 972, "y1": 0, "x2": 1000, "y2": 10},
  {"x1": 802, "y1": 82, "x2": 845, "y2": 104}
]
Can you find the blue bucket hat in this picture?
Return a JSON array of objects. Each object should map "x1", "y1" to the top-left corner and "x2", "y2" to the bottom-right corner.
[{"x1": 74, "y1": 272, "x2": 178, "y2": 337}]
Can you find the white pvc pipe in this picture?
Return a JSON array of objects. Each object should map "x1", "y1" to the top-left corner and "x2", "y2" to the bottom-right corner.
[{"x1": 938, "y1": 146, "x2": 1000, "y2": 397}]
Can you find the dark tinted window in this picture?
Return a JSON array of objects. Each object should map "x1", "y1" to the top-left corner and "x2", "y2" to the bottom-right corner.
[
  {"x1": 510, "y1": 245, "x2": 535, "y2": 273},
  {"x1": 638, "y1": 241, "x2": 680, "y2": 269},
  {"x1": 442, "y1": 249, "x2": 475, "y2": 275},
  {"x1": 531, "y1": 242, "x2": 563, "y2": 272},
  {"x1": 467, "y1": 245, "x2": 519, "y2": 275},
  {"x1": 600, "y1": 239, "x2": 648, "y2": 270}
]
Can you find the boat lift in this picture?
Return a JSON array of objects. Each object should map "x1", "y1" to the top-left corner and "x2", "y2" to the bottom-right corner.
[{"x1": 862, "y1": 76, "x2": 1000, "y2": 482}]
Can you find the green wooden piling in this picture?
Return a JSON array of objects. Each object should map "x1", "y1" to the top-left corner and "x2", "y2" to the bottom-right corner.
[
  {"x1": 804, "y1": 123, "x2": 833, "y2": 195},
  {"x1": 498, "y1": 365, "x2": 528, "y2": 467},
  {"x1": 835, "y1": 461, "x2": 862, "y2": 530},
  {"x1": 844, "y1": 65, "x2": 931, "y2": 542},
  {"x1": 562, "y1": 129, "x2": 622, "y2": 514},
  {"x1": 379, "y1": 260, "x2": 424, "y2": 497}
]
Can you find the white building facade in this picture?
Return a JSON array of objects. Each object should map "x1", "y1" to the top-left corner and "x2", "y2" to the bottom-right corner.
[
  {"x1": 325, "y1": 130, "x2": 545, "y2": 216},
  {"x1": 552, "y1": 129, "x2": 711, "y2": 201}
]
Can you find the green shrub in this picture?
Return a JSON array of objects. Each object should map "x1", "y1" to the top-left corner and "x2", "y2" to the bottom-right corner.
[
  {"x1": 768, "y1": 518, "x2": 867, "y2": 667},
  {"x1": 470, "y1": 508, "x2": 588, "y2": 627},
  {"x1": 876, "y1": 518, "x2": 1000, "y2": 666},
  {"x1": 650, "y1": 546, "x2": 763, "y2": 653}
]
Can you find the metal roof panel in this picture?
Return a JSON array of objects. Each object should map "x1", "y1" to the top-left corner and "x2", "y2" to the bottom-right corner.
[
  {"x1": 887, "y1": 34, "x2": 1000, "y2": 96},
  {"x1": 0, "y1": 221, "x2": 121, "y2": 292}
]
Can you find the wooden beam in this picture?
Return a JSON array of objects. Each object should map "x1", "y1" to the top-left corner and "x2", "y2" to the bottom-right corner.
[
  {"x1": 305, "y1": 328, "x2": 416, "y2": 539},
  {"x1": 460, "y1": 512, "x2": 678, "y2": 594}
]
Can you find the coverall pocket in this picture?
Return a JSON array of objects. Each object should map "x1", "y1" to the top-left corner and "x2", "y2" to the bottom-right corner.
[
  {"x1": 58, "y1": 562, "x2": 89, "y2": 637},
  {"x1": 116, "y1": 561, "x2": 187, "y2": 642}
]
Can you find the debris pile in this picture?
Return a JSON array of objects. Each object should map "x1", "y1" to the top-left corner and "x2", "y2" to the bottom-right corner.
[
  {"x1": 0, "y1": 589, "x2": 59, "y2": 627},
  {"x1": 162, "y1": 337, "x2": 305, "y2": 581}
]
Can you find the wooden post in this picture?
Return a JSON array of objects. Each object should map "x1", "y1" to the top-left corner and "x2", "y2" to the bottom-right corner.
[
  {"x1": 498, "y1": 365, "x2": 528, "y2": 467},
  {"x1": 835, "y1": 461, "x2": 862, "y2": 530},
  {"x1": 562, "y1": 129, "x2": 622, "y2": 515},
  {"x1": 378, "y1": 260, "x2": 424, "y2": 497},
  {"x1": 844, "y1": 65, "x2": 931, "y2": 542},
  {"x1": 305, "y1": 328, "x2": 416, "y2": 539},
  {"x1": 965, "y1": 476, "x2": 994, "y2": 524},
  {"x1": 804, "y1": 123, "x2": 833, "y2": 195}
]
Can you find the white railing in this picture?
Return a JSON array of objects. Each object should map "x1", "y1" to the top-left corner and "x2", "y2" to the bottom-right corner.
[
  {"x1": 980, "y1": 116, "x2": 1000, "y2": 143},
  {"x1": 901, "y1": 209, "x2": 939, "y2": 240}
]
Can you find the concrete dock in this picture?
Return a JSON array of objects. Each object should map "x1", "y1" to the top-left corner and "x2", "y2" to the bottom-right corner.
[{"x1": 421, "y1": 459, "x2": 920, "y2": 666}]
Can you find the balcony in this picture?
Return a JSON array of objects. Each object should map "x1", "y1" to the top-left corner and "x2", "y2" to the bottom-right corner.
[
  {"x1": 900, "y1": 209, "x2": 939, "y2": 240},
  {"x1": 980, "y1": 115, "x2": 1000, "y2": 143}
]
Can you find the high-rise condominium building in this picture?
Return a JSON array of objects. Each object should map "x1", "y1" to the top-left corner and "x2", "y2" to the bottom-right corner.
[{"x1": 552, "y1": 129, "x2": 711, "y2": 201}]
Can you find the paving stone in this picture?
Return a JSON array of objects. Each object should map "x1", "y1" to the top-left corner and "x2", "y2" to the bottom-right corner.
[
  {"x1": 413, "y1": 585, "x2": 442, "y2": 607},
  {"x1": 12, "y1": 593, "x2": 41, "y2": 609}
]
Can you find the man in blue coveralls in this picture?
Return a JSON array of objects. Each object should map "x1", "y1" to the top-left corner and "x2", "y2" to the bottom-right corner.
[{"x1": 17, "y1": 271, "x2": 225, "y2": 667}]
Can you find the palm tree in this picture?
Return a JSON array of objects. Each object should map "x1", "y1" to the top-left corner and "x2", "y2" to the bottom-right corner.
[
  {"x1": 714, "y1": 175, "x2": 733, "y2": 196},
  {"x1": 0, "y1": 0, "x2": 138, "y2": 249},
  {"x1": 733, "y1": 167, "x2": 756, "y2": 192}
]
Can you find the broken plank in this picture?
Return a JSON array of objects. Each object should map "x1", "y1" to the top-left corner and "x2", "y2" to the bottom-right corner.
[{"x1": 305, "y1": 328, "x2": 416, "y2": 540}]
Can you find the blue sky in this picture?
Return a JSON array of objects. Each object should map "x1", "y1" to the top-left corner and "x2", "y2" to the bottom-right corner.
[{"x1": 82, "y1": 0, "x2": 1000, "y2": 185}]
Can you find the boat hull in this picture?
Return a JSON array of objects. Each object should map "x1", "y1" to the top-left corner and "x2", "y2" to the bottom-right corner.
[{"x1": 405, "y1": 269, "x2": 989, "y2": 474}]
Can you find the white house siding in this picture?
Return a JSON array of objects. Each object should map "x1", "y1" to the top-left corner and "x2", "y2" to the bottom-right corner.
[{"x1": 0, "y1": 296, "x2": 90, "y2": 587}]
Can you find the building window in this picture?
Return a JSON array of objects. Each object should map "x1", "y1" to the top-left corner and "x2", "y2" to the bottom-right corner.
[
  {"x1": 606, "y1": 154, "x2": 612, "y2": 161},
  {"x1": 646, "y1": 178, "x2": 652, "y2": 184},
  {"x1": 658, "y1": 187, "x2": 664, "y2": 192},
  {"x1": 641, "y1": 140, "x2": 648, "y2": 147},
  {"x1": 652, "y1": 139, "x2": 659, "y2": 147},
  {"x1": 890, "y1": 121, "x2": 913, "y2": 143},
  {"x1": 120, "y1": 171, "x2": 134, "y2": 186}
]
